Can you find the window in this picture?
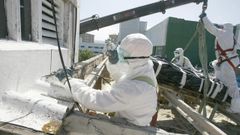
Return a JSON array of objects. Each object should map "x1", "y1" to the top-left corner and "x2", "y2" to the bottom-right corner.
[
  {"x1": 20, "y1": 0, "x2": 32, "y2": 40},
  {"x1": 42, "y1": 0, "x2": 61, "y2": 45},
  {"x1": 0, "y1": 0, "x2": 7, "y2": 39}
]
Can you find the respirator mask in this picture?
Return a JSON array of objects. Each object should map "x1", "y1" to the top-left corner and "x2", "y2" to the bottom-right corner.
[{"x1": 106, "y1": 46, "x2": 149, "y2": 81}]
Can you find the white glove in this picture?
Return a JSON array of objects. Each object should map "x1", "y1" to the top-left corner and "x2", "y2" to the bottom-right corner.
[
  {"x1": 45, "y1": 77, "x2": 87, "y2": 102},
  {"x1": 47, "y1": 80, "x2": 73, "y2": 102},
  {"x1": 67, "y1": 78, "x2": 88, "y2": 98}
]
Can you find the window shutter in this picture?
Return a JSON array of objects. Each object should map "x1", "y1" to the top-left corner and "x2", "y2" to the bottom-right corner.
[
  {"x1": 0, "y1": 0, "x2": 7, "y2": 39},
  {"x1": 42, "y1": 0, "x2": 61, "y2": 45}
]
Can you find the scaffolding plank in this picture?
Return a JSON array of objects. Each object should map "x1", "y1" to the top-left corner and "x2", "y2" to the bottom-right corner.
[{"x1": 160, "y1": 85, "x2": 227, "y2": 135}]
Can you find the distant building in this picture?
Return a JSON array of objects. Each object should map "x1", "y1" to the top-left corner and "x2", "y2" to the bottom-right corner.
[
  {"x1": 80, "y1": 33, "x2": 94, "y2": 43},
  {"x1": 108, "y1": 34, "x2": 118, "y2": 44},
  {"x1": 145, "y1": 18, "x2": 169, "y2": 56},
  {"x1": 80, "y1": 33, "x2": 106, "y2": 54},
  {"x1": 118, "y1": 18, "x2": 147, "y2": 42},
  {"x1": 80, "y1": 42, "x2": 106, "y2": 54}
]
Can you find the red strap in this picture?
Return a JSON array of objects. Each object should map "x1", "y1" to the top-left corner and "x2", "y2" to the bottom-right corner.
[
  {"x1": 150, "y1": 111, "x2": 158, "y2": 127},
  {"x1": 216, "y1": 42, "x2": 236, "y2": 69},
  {"x1": 215, "y1": 46, "x2": 234, "y2": 55}
]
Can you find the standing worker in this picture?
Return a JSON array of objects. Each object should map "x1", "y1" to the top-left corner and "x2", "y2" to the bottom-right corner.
[
  {"x1": 200, "y1": 13, "x2": 240, "y2": 113},
  {"x1": 66, "y1": 33, "x2": 158, "y2": 126}
]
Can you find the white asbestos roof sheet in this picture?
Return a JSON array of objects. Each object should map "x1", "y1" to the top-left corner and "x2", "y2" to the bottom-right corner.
[
  {"x1": 0, "y1": 40, "x2": 67, "y2": 51},
  {"x1": 0, "y1": 90, "x2": 73, "y2": 134}
]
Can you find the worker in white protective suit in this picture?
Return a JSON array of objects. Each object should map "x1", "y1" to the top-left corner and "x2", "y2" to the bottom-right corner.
[
  {"x1": 67, "y1": 33, "x2": 158, "y2": 126},
  {"x1": 171, "y1": 48, "x2": 199, "y2": 73},
  {"x1": 200, "y1": 13, "x2": 240, "y2": 113}
]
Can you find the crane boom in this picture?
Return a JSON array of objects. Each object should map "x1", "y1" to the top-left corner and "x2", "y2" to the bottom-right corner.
[{"x1": 80, "y1": 0, "x2": 203, "y2": 34}]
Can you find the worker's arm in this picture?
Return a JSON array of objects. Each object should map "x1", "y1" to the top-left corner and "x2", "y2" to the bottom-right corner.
[
  {"x1": 185, "y1": 57, "x2": 199, "y2": 73},
  {"x1": 70, "y1": 78, "x2": 130, "y2": 112},
  {"x1": 171, "y1": 57, "x2": 176, "y2": 63},
  {"x1": 202, "y1": 16, "x2": 220, "y2": 36}
]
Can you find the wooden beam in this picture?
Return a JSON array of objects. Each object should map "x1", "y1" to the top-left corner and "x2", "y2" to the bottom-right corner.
[
  {"x1": 31, "y1": 0, "x2": 42, "y2": 42},
  {"x1": 159, "y1": 84, "x2": 240, "y2": 126},
  {"x1": 161, "y1": 86, "x2": 227, "y2": 135},
  {"x1": 217, "y1": 106, "x2": 240, "y2": 125},
  {"x1": 5, "y1": 0, "x2": 21, "y2": 41}
]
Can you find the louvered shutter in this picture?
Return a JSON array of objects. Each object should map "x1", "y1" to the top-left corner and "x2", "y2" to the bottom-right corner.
[{"x1": 42, "y1": 0, "x2": 61, "y2": 45}]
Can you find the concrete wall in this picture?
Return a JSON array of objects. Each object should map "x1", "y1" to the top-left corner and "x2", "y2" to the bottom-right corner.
[
  {"x1": 0, "y1": 41, "x2": 69, "y2": 92},
  {"x1": 145, "y1": 18, "x2": 169, "y2": 47},
  {"x1": 118, "y1": 18, "x2": 147, "y2": 42}
]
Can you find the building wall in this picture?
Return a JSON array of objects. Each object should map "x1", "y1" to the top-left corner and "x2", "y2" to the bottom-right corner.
[
  {"x1": 145, "y1": 18, "x2": 169, "y2": 56},
  {"x1": 81, "y1": 33, "x2": 94, "y2": 43},
  {"x1": 109, "y1": 34, "x2": 118, "y2": 44},
  {"x1": 0, "y1": 41, "x2": 69, "y2": 92},
  {"x1": 118, "y1": 18, "x2": 147, "y2": 42},
  {"x1": 0, "y1": 0, "x2": 80, "y2": 92},
  {"x1": 164, "y1": 17, "x2": 215, "y2": 67},
  {"x1": 139, "y1": 21, "x2": 147, "y2": 34}
]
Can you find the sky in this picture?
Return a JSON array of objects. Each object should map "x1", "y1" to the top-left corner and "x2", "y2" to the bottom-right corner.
[{"x1": 80, "y1": 0, "x2": 240, "y2": 41}]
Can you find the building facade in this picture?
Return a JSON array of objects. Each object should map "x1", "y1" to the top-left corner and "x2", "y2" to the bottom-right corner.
[
  {"x1": 118, "y1": 18, "x2": 147, "y2": 42},
  {"x1": 0, "y1": 0, "x2": 80, "y2": 92},
  {"x1": 80, "y1": 33, "x2": 106, "y2": 55},
  {"x1": 80, "y1": 33, "x2": 94, "y2": 43},
  {"x1": 80, "y1": 42, "x2": 106, "y2": 54}
]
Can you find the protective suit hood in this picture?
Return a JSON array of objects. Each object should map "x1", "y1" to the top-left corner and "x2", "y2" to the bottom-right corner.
[
  {"x1": 174, "y1": 48, "x2": 184, "y2": 58},
  {"x1": 106, "y1": 33, "x2": 153, "y2": 81},
  {"x1": 120, "y1": 33, "x2": 153, "y2": 58},
  {"x1": 120, "y1": 33, "x2": 153, "y2": 69}
]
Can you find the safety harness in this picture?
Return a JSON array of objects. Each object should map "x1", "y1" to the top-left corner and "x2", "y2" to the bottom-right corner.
[
  {"x1": 132, "y1": 76, "x2": 156, "y2": 88},
  {"x1": 215, "y1": 41, "x2": 237, "y2": 69}
]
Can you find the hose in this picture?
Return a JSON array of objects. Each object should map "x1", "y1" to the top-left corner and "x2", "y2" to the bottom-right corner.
[{"x1": 50, "y1": 0, "x2": 82, "y2": 111}]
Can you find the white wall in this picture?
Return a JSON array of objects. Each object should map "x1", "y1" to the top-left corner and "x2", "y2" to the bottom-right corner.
[
  {"x1": 0, "y1": 41, "x2": 69, "y2": 92},
  {"x1": 118, "y1": 18, "x2": 141, "y2": 42},
  {"x1": 145, "y1": 18, "x2": 169, "y2": 47}
]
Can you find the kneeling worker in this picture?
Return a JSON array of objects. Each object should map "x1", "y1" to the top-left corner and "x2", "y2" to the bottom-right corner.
[
  {"x1": 68, "y1": 33, "x2": 158, "y2": 126},
  {"x1": 171, "y1": 48, "x2": 199, "y2": 73}
]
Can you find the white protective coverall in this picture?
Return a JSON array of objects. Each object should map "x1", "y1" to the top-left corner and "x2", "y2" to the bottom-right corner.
[
  {"x1": 202, "y1": 16, "x2": 240, "y2": 113},
  {"x1": 69, "y1": 33, "x2": 158, "y2": 126},
  {"x1": 171, "y1": 48, "x2": 199, "y2": 73}
]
